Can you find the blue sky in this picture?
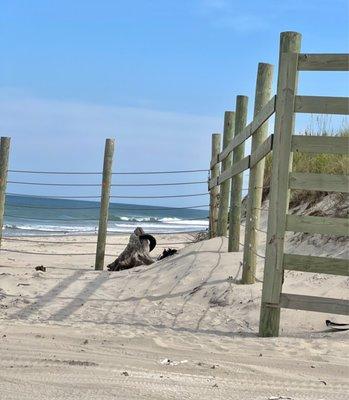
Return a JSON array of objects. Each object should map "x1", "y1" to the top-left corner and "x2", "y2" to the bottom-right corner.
[{"x1": 0, "y1": 0, "x2": 348, "y2": 205}]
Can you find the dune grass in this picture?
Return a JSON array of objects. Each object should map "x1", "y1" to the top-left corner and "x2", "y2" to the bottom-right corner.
[{"x1": 263, "y1": 127, "x2": 349, "y2": 206}]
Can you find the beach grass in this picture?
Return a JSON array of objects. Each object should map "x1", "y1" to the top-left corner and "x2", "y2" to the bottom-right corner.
[{"x1": 263, "y1": 126, "x2": 349, "y2": 206}]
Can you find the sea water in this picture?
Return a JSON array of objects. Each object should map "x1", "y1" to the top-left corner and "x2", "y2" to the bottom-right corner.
[{"x1": 4, "y1": 195, "x2": 209, "y2": 236}]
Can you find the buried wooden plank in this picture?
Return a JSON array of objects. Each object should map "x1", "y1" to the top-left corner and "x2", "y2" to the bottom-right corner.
[
  {"x1": 283, "y1": 253, "x2": 349, "y2": 276},
  {"x1": 286, "y1": 214, "x2": 349, "y2": 236},
  {"x1": 298, "y1": 53, "x2": 349, "y2": 71},
  {"x1": 280, "y1": 293, "x2": 349, "y2": 315}
]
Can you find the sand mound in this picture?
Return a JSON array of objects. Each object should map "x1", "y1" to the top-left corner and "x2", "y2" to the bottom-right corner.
[{"x1": 1, "y1": 236, "x2": 347, "y2": 336}]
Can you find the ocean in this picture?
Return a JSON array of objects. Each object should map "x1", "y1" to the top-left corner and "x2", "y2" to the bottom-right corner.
[{"x1": 4, "y1": 194, "x2": 209, "y2": 236}]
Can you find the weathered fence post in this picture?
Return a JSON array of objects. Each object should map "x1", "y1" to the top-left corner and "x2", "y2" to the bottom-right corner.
[
  {"x1": 241, "y1": 63, "x2": 273, "y2": 283},
  {"x1": 95, "y1": 138, "x2": 115, "y2": 271},
  {"x1": 259, "y1": 32, "x2": 302, "y2": 336},
  {"x1": 209, "y1": 133, "x2": 222, "y2": 238},
  {"x1": 228, "y1": 96, "x2": 248, "y2": 251},
  {"x1": 0, "y1": 137, "x2": 10, "y2": 249},
  {"x1": 217, "y1": 112, "x2": 235, "y2": 237}
]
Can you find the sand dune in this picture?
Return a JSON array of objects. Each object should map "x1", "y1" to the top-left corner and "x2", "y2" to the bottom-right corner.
[{"x1": 0, "y1": 233, "x2": 348, "y2": 399}]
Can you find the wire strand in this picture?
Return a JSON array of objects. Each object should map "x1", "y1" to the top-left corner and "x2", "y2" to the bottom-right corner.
[
  {"x1": 4, "y1": 214, "x2": 208, "y2": 222},
  {"x1": 6, "y1": 192, "x2": 208, "y2": 199},
  {"x1": 0, "y1": 247, "x2": 110, "y2": 256},
  {"x1": 8, "y1": 169, "x2": 209, "y2": 175},
  {"x1": 2, "y1": 237, "x2": 194, "y2": 245},
  {"x1": 239, "y1": 241, "x2": 265, "y2": 259},
  {"x1": 8, "y1": 180, "x2": 208, "y2": 187},
  {"x1": 6, "y1": 204, "x2": 209, "y2": 211},
  {"x1": 253, "y1": 227, "x2": 268, "y2": 234}
]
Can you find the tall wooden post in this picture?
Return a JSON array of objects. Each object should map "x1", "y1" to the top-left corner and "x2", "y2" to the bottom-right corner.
[
  {"x1": 259, "y1": 32, "x2": 301, "y2": 336},
  {"x1": 0, "y1": 137, "x2": 10, "y2": 249},
  {"x1": 217, "y1": 111, "x2": 235, "y2": 237},
  {"x1": 95, "y1": 139, "x2": 115, "y2": 270},
  {"x1": 228, "y1": 96, "x2": 248, "y2": 251},
  {"x1": 209, "y1": 133, "x2": 222, "y2": 238},
  {"x1": 242, "y1": 63, "x2": 273, "y2": 283}
]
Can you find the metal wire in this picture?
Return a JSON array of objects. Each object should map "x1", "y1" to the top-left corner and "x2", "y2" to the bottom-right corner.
[
  {"x1": 130, "y1": 230, "x2": 204, "y2": 235},
  {"x1": 4, "y1": 214, "x2": 208, "y2": 222},
  {"x1": 4, "y1": 214, "x2": 98, "y2": 221},
  {"x1": 0, "y1": 247, "x2": 111, "y2": 256},
  {"x1": 2, "y1": 237, "x2": 194, "y2": 245},
  {"x1": 249, "y1": 247, "x2": 266, "y2": 259},
  {"x1": 8, "y1": 180, "x2": 208, "y2": 187},
  {"x1": 8, "y1": 168, "x2": 209, "y2": 175},
  {"x1": 6, "y1": 192, "x2": 208, "y2": 199},
  {"x1": 239, "y1": 241, "x2": 266, "y2": 259},
  {"x1": 111, "y1": 193, "x2": 209, "y2": 199},
  {"x1": 6, "y1": 193, "x2": 104, "y2": 199},
  {"x1": 6, "y1": 203, "x2": 209, "y2": 211},
  {"x1": 0, "y1": 235, "x2": 201, "y2": 255},
  {"x1": 253, "y1": 226, "x2": 268, "y2": 234}
]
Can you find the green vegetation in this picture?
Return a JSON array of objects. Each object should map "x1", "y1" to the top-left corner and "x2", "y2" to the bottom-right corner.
[{"x1": 263, "y1": 127, "x2": 349, "y2": 206}]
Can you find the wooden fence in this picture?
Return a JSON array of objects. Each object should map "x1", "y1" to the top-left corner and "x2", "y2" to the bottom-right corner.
[{"x1": 208, "y1": 31, "x2": 349, "y2": 337}]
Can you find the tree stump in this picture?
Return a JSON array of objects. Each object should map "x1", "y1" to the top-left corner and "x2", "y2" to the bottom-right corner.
[{"x1": 107, "y1": 227, "x2": 156, "y2": 271}]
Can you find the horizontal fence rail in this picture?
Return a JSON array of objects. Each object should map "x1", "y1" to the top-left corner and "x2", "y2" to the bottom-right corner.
[
  {"x1": 289, "y1": 172, "x2": 349, "y2": 193},
  {"x1": 294, "y1": 95, "x2": 349, "y2": 115},
  {"x1": 283, "y1": 254, "x2": 349, "y2": 276},
  {"x1": 280, "y1": 293, "x2": 349, "y2": 315},
  {"x1": 297, "y1": 53, "x2": 349, "y2": 71},
  {"x1": 291, "y1": 135, "x2": 349, "y2": 155},
  {"x1": 286, "y1": 214, "x2": 349, "y2": 236}
]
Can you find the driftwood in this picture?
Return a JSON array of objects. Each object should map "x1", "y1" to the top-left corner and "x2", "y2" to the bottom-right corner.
[
  {"x1": 157, "y1": 248, "x2": 178, "y2": 260},
  {"x1": 107, "y1": 227, "x2": 156, "y2": 271}
]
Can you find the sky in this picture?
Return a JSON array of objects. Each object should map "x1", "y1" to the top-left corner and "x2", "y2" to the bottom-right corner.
[{"x1": 0, "y1": 0, "x2": 348, "y2": 205}]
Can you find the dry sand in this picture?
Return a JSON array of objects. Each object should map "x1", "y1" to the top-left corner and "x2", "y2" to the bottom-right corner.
[{"x1": 0, "y1": 231, "x2": 348, "y2": 399}]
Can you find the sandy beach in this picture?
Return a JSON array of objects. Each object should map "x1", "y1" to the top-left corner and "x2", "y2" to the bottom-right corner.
[{"x1": 0, "y1": 230, "x2": 348, "y2": 399}]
